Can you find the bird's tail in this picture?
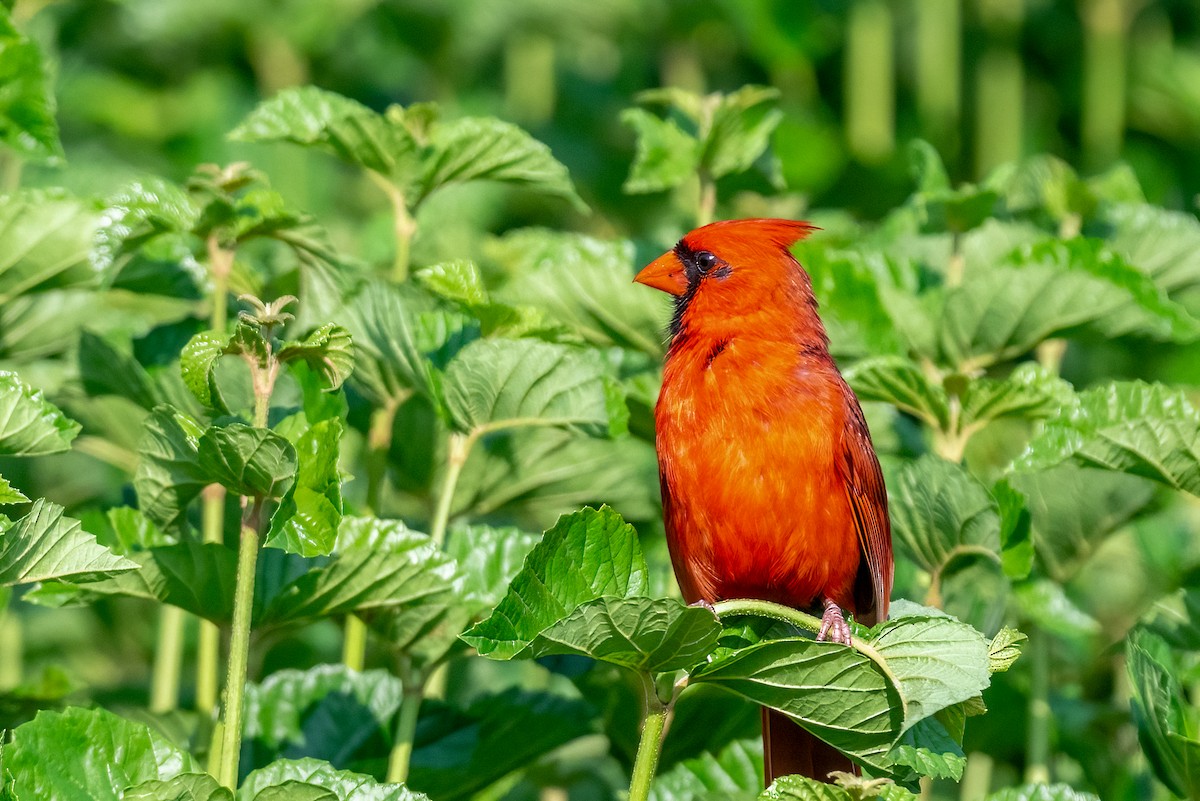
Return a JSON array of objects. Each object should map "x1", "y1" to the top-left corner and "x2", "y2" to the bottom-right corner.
[{"x1": 762, "y1": 708, "x2": 857, "y2": 785}]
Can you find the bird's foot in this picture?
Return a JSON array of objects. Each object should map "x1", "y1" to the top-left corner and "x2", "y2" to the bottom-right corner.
[
  {"x1": 688, "y1": 599, "x2": 718, "y2": 615},
  {"x1": 817, "y1": 598, "x2": 852, "y2": 645}
]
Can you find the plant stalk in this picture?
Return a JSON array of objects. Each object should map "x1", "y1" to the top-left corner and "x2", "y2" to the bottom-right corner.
[
  {"x1": 149, "y1": 604, "x2": 186, "y2": 713},
  {"x1": 960, "y1": 751, "x2": 994, "y2": 800},
  {"x1": 1024, "y1": 626, "x2": 1052, "y2": 784},
  {"x1": 696, "y1": 171, "x2": 716, "y2": 228},
  {"x1": 342, "y1": 615, "x2": 368, "y2": 672},
  {"x1": 387, "y1": 661, "x2": 424, "y2": 783},
  {"x1": 206, "y1": 235, "x2": 233, "y2": 333},
  {"x1": 628, "y1": 674, "x2": 670, "y2": 801},
  {"x1": 368, "y1": 171, "x2": 417, "y2": 283},
  {"x1": 843, "y1": 0, "x2": 895, "y2": 164},
  {"x1": 217, "y1": 516, "x2": 262, "y2": 789},
  {"x1": 429, "y1": 431, "x2": 472, "y2": 548},
  {"x1": 196, "y1": 483, "x2": 225, "y2": 715},
  {"x1": 0, "y1": 598, "x2": 21, "y2": 691}
]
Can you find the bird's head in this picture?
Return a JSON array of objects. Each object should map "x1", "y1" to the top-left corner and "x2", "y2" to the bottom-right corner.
[{"x1": 634, "y1": 218, "x2": 817, "y2": 339}]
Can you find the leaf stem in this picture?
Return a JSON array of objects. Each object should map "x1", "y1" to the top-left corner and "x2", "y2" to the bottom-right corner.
[
  {"x1": 196, "y1": 483, "x2": 225, "y2": 715},
  {"x1": 368, "y1": 170, "x2": 417, "y2": 283},
  {"x1": 696, "y1": 170, "x2": 716, "y2": 228},
  {"x1": 149, "y1": 604, "x2": 186, "y2": 713},
  {"x1": 387, "y1": 660, "x2": 424, "y2": 783},
  {"x1": 217, "y1": 509, "x2": 262, "y2": 788},
  {"x1": 342, "y1": 615, "x2": 368, "y2": 672},
  {"x1": 1024, "y1": 625, "x2": 1052, "y2": 784},
  {"x1": 206, "y1": 235, "x2": 233, "y2": 333},
  {"x1": 365, "y1": 399, "x2": 402, "y2": 515},
  {"x1": 429, "y1": 431, "x2": 472, "y2": 548},
  {"x1": 628, "y1": 672, "x2": 671, "y2": 801}
]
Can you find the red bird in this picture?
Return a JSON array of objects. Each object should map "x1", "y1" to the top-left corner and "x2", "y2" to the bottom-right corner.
[{"x1": 634, "y1": 219, "x2": 893, "y2": 784}]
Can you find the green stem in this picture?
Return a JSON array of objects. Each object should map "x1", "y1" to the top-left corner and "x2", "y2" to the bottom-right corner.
[
  {"x1": 974, "y1": 0, "x2": 1025, "y2": 177},
  {"x1": 365, "y1": 400, "x2": 402, "y2": 515},
  {"x1": 196, "y1": 484, "x2": 225, "y2": 715},
  {"x1": 149, "y1": 605, "x2": 186, "y2": 713},
  {"x1": 342, "y1": 615, "x2": 368, "y2": 672},
  {"x1": 368, "y1": 171, "x2": 417, "y2": 283},
  {"x1": 429, "y1": 432, "x2": 472, "y2": 548},
  {"x1": 217, "y1": 515, "x2": 261, "y2": 789},
  {"x1": 915, "y1": 0, "x2": 962, "y2": 153},
  {"x1": 713, "y1": 598, "x2": 822, "y2": 636},
  {"x1": 206, "y1": 235, "x2": 233, "y2": 333},
  {"x1": 387, "y1": 661, "x2": 424, "y2": 783},
  {"x1": 960, "y1": 751, "x2": 994, "y2": 801},
  {"x1": 696, "y1": 171, "x2": 716, "y2": 228},
  {"x1": 627, "y1": 673, "x2": 670, "y2": 801},
  {"x1": 1079, "y1": 0, "x2": 1130, "y2": 169},
  {"x1": 1024, "y1": 626, "x2": 1052, "y2": 784},
  {"x1": 0, "y1": 598, "x2": 21, "y2": 691},
  {"x1": 843, "y1": 0, "x2": 895, "y2": 164}
]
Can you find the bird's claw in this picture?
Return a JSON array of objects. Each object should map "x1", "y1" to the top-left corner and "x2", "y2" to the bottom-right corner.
[
  {"x1": 689, "y1": 599, "x2": 718, "y2": 615},
  {"x1": 817, "y1": 599, "x2": 852, "y2": 645}
]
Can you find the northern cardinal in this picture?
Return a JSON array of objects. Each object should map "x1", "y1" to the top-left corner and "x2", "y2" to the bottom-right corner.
[{"x1": 634, "y1": 218, "x2": 893, "y2": 784}]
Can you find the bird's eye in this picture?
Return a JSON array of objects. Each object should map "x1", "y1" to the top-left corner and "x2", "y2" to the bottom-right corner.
[{"x1": 696, "y1": 251, "x2": 718, "y2": 273}]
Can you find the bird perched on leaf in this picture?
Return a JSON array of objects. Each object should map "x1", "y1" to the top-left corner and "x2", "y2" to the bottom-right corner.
[{"x1": 634, "y1": 218, "x2": 893, "y2": 784}]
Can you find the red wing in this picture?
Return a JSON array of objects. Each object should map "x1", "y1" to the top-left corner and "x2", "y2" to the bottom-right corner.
[{"x1": 840, "y1": 393, "x2": 893, "y2": 624}]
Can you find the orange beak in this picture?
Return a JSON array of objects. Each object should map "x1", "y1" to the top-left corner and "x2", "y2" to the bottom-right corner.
[{"x1": 633, "y1": 252, "x2": 689, "y2": 296}]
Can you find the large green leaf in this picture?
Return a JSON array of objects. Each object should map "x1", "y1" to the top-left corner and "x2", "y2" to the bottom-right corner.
[
  {"x1": 648, "y1": 738, "x2": 762, "y2": 801},
  {"x1": 703, "y1": 85, "x2": 784, "y2": 182},
  {"x1": 238, "y1": 758, "x2": 428, "y2": 801},
  {"x1": 958, "y1": 364, "x2": 1075, "y2": 432},
  {"x1": 197, "y1": 423, "x2": 297, "y2": 499},
  {"x1": 1126, "y1": 628, "x2": 1200, "y2": 799},
  {"x1": 418, "y1": 116, "x2": 584, "y2": 209},
  {"x1": 1013, "y1": 381, "x2": 1200, "y2": 496},
  {"x1": 443, "y1": 523, "x2": 539, "y2": 608},
  {"x1": 0, "y1": 500, "x2": 137, "y2": 586},
  {"x1": 92, "y1": 177, "x2": 199, "y2": 271},
  {"x1": 519, "y1": 596, "x2": 721, "y2": 672},
  {"x1": 491, "y1": 229, "x2": 668, "y2": 355},
  {"x1": 795, "y1": 245, "x2": 905, "y2": 359},
  {"x1": 443, "y1": 338, "x2": 627, "y2": 437},
  {"x1": 229, "y1": 86, "x2": 421, "y2": 184},
  {"x1": 0, "y1": 371, "x2": 80, "y2": 455},
  {"x1": 845, "y1": 357, "x2": 949, "y2": 430},
  {"x1": 461, "y1": 506, "x2": 647, "y2": 659},
  {"x1": 276, "y1": 324, "x2": 355, "y2": 392},
  {"x1": 5, "y1": 706, "x2": 197, "y2": 801},
  {"x1": 242, "y1": 665, "x2": 403, "y2": 773},
  {"x1": 408, "y1": 690, "x2": 595, "y2": 801},
  {"x1": 124, "y1": 775, "x2": 232, "y2": 801},
  {"x1": 265, "y1": 418, "x2": 343, "y2": 557},
  {"x1": 259, "y1": 516, "x2": 456, "y2": 627},
  {"x1": 621, "y1": 107, "x2": 700, "y2": 193},
  {"x1": 1101, "y1": 203, "x2": 1200, "y2": 294},
  {"x1": 133, "y1": 406, "x2": 208, "y2": 533},
  {"x1": 0, "y1": 8, "x2": 63, "y2": 165},
  {"x1": 0, "y1": 192, "x2": 101, "y2": 302},
  {"x1": 78, "y1": 331, "x2": 162, "y2": 410}
]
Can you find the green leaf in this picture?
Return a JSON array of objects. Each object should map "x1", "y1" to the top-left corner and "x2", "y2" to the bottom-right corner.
[
  {"x1": 760, "y1": 775, "x2": 916, "y2": 800},
  {"x1": 0, "y1": 371, "x2": 80, "y2": 455},
  {"x1": 0, "y1": 8, "x2": 63, "y2": 165},
  {"x1": 703, "y1": 85, "x2": 783, "y2": 182},
  {"x1": 1013, "y1": 381, "x2": 1200, "y2": 496},
  {"x1": 889, "y1": 455, "x2": 1003, "y2": 579},
  {"x1": 93, "y1": 177, "x2": 199, "y2": 270},
  {"x1": 988, "y1": 627, "x2": 1027, "y2": 673},
  {"x1": 124, "y1": 775, "x2": 232, "y2": 801},
  {"x1": 621, "y1": 107, "x2": 700, "y2": 193},
  {"x1": 649, "y1": 738, "x2": 761, "y2": 801},
  {"x1": 795, "y1": 245, "x2": 904, "y2": 359},
  {"x1": 265, "y1": 418, "x2": 343, "y2": 557},
  {"x1": 0, "y1": 191, "x2": 103, "y2": 300},
  {"x1": 5, "y1": 706, "x2": 197, "y2": 800},
  {"x1": 252, "y1": 783, "x2": 336, "y2": 801},
  {"x1": 959, "y1": 364, "x2": 1076, "y2": 432},
  {"x1": 408, "y1": 689, "x2": 594, "y2": 801},
  {"x1": 461, "y1": 506, "x2": 647, "y2": 659},
  {"x1": 419, "y1": 116, "x2": 584, "y2": 210},
  {"x1": 228, "y1": 86, "x2": 420, "y2": 183},
  {"x1": 1126, "y1": 628, "x2": 1200, "y2": 799},
  {"x1": 242, "y1": 665, "x2": 403, "y2": 770},
  {"x1": 197, "y1": 423, "x2": 297, "y2": 499},
  {"x1": 0, "y1": 474, "x2": 27, "y2": 504},
  {"x1": 78, "y1": 331, "x2": 163, "y2": 410},
  {"x1": 1101, "y1": 202, "x2": 1200, "y2": 294},
  {"x1": 238, "y1": 758, "x2": 428, "y2": 801},
  {"x1": 259, "y1": 516, "x2": 456, "y2": 627},
  {"x1": 180, "y1": 331, "x2": 233, "y2": 414},
  {"x1": 491, "y1": 229, "x2": 668, "y2": 355},
  {"x1": 443, "y1": 338, "x2": 627, "y2": 437},
  {"x1": 889, "y1": 716, "x2": 966, "y2": 781},
  {"x1": 443, "y1": 523, "x2": 539, "y2": 608},
  {"x1": 985, "y1": 785, "x2": 1101, "y2": 801},
  {"x1": 0, "y1": 500, "x2": 137, "y2": 586},
  {"x1": 521, "y1": 596, "x2": 720, "y2": 672},
  {"x1": 845, "y1": 357, "x2": 949, "y2": 430},
  {"x1": 276, "y1": 324, "x2": 354, "y2": 391},
  {"x1": 133, "y1": 407, "x2": 208, "y2": 533},
  {"x1": 414, "y1": 260, "x2": 488, "y2": 308}
]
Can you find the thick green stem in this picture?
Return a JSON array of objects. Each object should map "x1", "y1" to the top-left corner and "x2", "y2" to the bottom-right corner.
[
  {"x1": 206, "y1": 235, "x2": 233, "y2": 333},
  {"x1": 342, "y1": 615, "x2": 368, "y2": 672},
  {"x1": 844, "y1": 0, "x2": 895, "y2": 164},
  {"x1": 429, "y1": 432, "x2": 472, "y2": 548},
  {"x1": 915, "y1": 0, "x2": 962, "y2": 154},
  {"x1": 196, "y1": 484, "x2": 225, "y2": 715},
  {"x1": 975, "y1": 0, "x2": 1025, "y2": 177},
  {"x1": 960, "y1": 751, "x2": 994, "y2": 800},
  {"x1": 1079, "y1": 0, "x2": 1130, "y2": 169},
  {"x1": 0, "y1": 598, "x2": 21, "y2": 691},
  {"x1": 217, "y1": 516, "x2": 261, "y2": 789},
  {"x1": 365, "y1": 400, "x2": 402, "y2": 515},
  {"x1": 628, "y1": 674, "x2": 670, "y2": 801},
  {"x1": 696, "y1": 171, "x2": 716, "y2": 228},
  {"x1": 149, "y1": 605, "x2": 186, "y2": 713},
  {"x1": 387, "y1": 658, "x2": 424, "y2": 783},
  {"x1": 1024, "y1": 626, "x2": 1052, "y2": 784}
]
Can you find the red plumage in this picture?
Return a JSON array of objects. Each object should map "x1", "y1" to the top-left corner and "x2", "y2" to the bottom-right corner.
[{"x1": 635, "y1": 219, "x2": 893, "y2": 785}]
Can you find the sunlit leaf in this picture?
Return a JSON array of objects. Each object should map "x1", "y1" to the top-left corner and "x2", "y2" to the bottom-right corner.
[
  {"x1": 845, "y1": 357, "x2": 949, "y2": 430},
  {"x1": 124, "y1": 774, "x2": 232, "y2": 801},
  {"x1": 133, "y1": 406, "x2": 208, "y2": 533},
  {"x1": 649, "y1": 738, "x2": 761, "y2": 801},
  {"x1": 0, "y1": 473, "x2": 27, "y2": 504},
  {"x1": 985, "y1": 786, "x2": 1100, "y2": 801},
  {"x1": 0, "y1": 499, "x2": 137, "y2": 586},
  {"x1": 265, "y1": 418, "x2": 343, "y2": 557},
  {"x1": 443, "y1": 523, "x2": 539, "y2": 608},
  {"x1": 988, "y1": 627, "x2": 1027, "y2": 673},
  {"x1": 197, "y1": 423, "x2": 296, "y2": 499},
  {"x1": 1126, "y1": 628, "x2": 1200, "y2": 799},
  {"x1": 239, "y1": 758, "x2": 428, "y2": 801},
  {"x1": 704, "y1": 85, "x2": 783, "y2": 182},
  {"x1": 0, "y1": 370, "x2": 80, "y2": 455},
  {"x1": 4, "y1": 706, "x2": 197, "y2": 800},
  {"x1": 276, "y1": 324, "x2": 354, "y2": 391},
  {"x1": 461, "y1": 506, "x2": 647, "y2": 659},
  {"x1": 621, "y1": 107, "x2": 700, "y2": 193},
  {"x1": 1013, "y1": 381, "x2": 1200, "y2": 496},
  {"x1": 889, "y1": 716, "x2": 965, "y2": 781},
  {"x1": 0, "y1": 7, "x2": 63, "y2": 165}
]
